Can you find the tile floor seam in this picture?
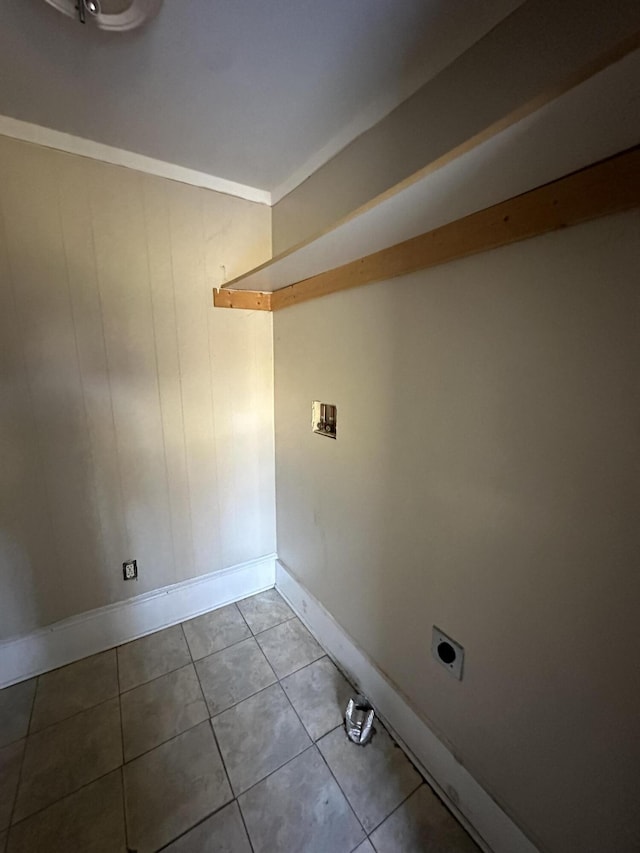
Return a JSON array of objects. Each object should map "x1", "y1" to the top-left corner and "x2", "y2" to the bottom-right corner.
[
  {"x1": 153, "y1": 799, "x2": 242, "y2": 852},
  {"x1": 8, "y1": 763, "x2": 123, "y2": 831},
  {"x1": 119, "y1": 765, "x2": 130, "y2": 853},
  {"x1": 235, "y1": 741, "x2": 316, "y2": 801},
  {"x1": 116, "y1": 680, "x2": 129, "y2": 851},
  {"x1": 235, "y1": 796, "x2": 257, "y2": 853},
  {"x1": 235, "y1": 589, "x2": 297, "y2": 637},
  {"x1": 206, "y1": 719, "x2": 235, "y2": 804},
  {"x1": 217, "y1": 690, "x2": 314, "y2": 797},
  {"x1": 119, "y1": 659, "x2": 199, "y2": 699},
  {"x1": 179, "y1": 621, "x2": 193, "y2": 664},
  {"x1": 8, "y1": 705, "x2": 373, "y2": 849},
  {"x1": 264, "y1": 615, "x2": 374, "y2": 843},
  {"x1": 122, "y1": 721, "x2": 234, "y2": 853},
  {"x1": 273, "y1": 672, "x2": 369, "y2": 841},
  {"x1": 278, "y1": 651, "x2": 330, "y2": 686},
  {"x1": 314, "y1": 725, "x2": 370, "y2": 837},
  {"x1": 318, "y1": 718, "x2": 425, "y2": 836},
  {"x1": 190, "y1": 652, "x2": 237, "y2": 816},
  {"x1": 362, "y1": 779, "x2": 424, "y2": 837},
  {"x1": 2, "y1": 590, "x2": 477, "y2": 853},
  {"x1": 24, "y1": 678, "x2": 39, "y2": 740},
  {"x1": 116, "y1": 656, "x2": 191, "y2": 696},
  {"x1": 273, "y1": 634, "x2": 426, "y2": 842},
  {"x1": 2, "y1": 740, "x2": 25, "y2": 837},
  {"x1": 236, "y1": 743, "x2": 368, "y2": 853},
  {"x1": 193, "y1": 636, "x2": 278, "y2": 706},
  {"x1": 121, "y1": 712, "x2": 208, "y2": 767},
  {"x1": 11, "y1": 713, "x2": 225, "y2": 833},
  {"x1": 15, "y1": 693, "x2": 118, "y2": 740},
  {"x1": 207, "y1": 677, "x2": 280, "y2": 723},
  {"x1": 250, "y1": 612, "x2": 297, "y2": 639},
  {"x1": 118, "y1": 650, "x2": 210, "y2": 764},
  {"x1": 182, "y1": 625, "x2": 263, "y2": 666},
  {"x1": 6, "y1": 677, "x2": 38, "y2": 831},
  {"x1": 231, "y1": 600, "x2": 252, "y2": 635}
]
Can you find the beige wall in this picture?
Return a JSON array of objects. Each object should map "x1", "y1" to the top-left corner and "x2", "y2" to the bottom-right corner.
[
  {"x1": 272, "y1": 0, "x2": 640, "y2": 254},
  {"x1": 0, "y1": 136, "x2": 274, "y2": 641},
  {"x1": 274, "y1": 211, "x2": 640, "y2": 853}
]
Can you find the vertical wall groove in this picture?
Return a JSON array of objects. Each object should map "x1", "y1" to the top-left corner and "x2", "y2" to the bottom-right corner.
[{"x1": 0, "y1": 136, "x2": 274, "y2": 640}]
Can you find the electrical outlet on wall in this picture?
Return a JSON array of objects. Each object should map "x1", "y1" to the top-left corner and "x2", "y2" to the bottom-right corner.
[
  {"x1": 432, "y1": 626, "x2": 464, "y2": 679},
  {"x1": 123, "y1": 560, "x2": 138, "y2": 581}
]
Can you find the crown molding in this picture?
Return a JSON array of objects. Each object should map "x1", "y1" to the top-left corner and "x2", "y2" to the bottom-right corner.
[{"x1": 0, "y1": 115, "x2": 271, "y2": 205}]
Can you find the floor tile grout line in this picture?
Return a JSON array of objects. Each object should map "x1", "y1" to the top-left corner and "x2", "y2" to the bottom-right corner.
[
  {"x1": 250, "y1": 611, "x2": 302, "y2": 640},
  {"x1": 13, "y1": 716, "x2": 211, "y2": 831},
  {"x1": 191, "y1": 650, "x2": 258, "y2": 852},
  {"x1": 233, "y1": 598, "x2": 254, "y2": 635},
  {"x1": 248, "y1": 610, "x2": 298, "y2": 637},
  {"x1": 270, "y1": 619, "x2": 428, "y2": 842},
  {"x1": 114, "y1": 657, "x2": 129, "y2": 851},
  {"x1": 20, "y1": 666, "x2": 281, "y2": 783},
  {"x1": 8, "y1": 764, "x2": 124, "y2": 831},
  {"x1": 315, "y1": 729, "x2": 369, "y2": 838},
  {"x1": 24, "y1": 676, "x2": 39, "y2": 739},
  {"x1": 120, "y1": 658, "x2": 200, "y2": 698},
  {"x1": 235, "y1": 588, "x2": 298, "y2": 637},
  {"x1": 191, "y1": 634, "x2": 275, "y2": 683},
  {"x1": 154, "y1": 799, "x2": 244, "y2": 852},
  {"x1": 1, "y1": 600, "x2": 258, "y2": 847},
  {"x1": 6, "y1": 677, "x2": 44, "y2": 832},
  {"x1": 273, "y1": 669, "x2": 368, "y2": 840},
  {"x1": 119, "y1": 765, "x2": 129, "y2": 852},
  {"x1": 235, "y1": 796, "x2": 257, "y2": 853},
  {"x1": 5, "y1": 590, "x2": 443, "y2": 850},
  {"x1": 363, "y1": 777, "x2": 424, "y2": 837},
  {"x1": 9, "y1": 709, "x2": 418, "y2": 849},
  {"x1": 207, "y1": 674, "x2": 279, "y2": 722},
  {"x1": 278, "y1": 651, "x2": 331, "y2": 686},
  {"x1": 4, "y1": 740, "x2": 27, "y2": 837},
  {"x1": 209, "y1": 680, "x2": 315, "y2": 797},
  {"x1": 17, "y1": 692, "x2": 121, "y2": 741},
  {"x1": 117, "y1": 626, "x2": 192, "y2": 695},
  {"x1": 271, "y1": 591, "x2": 459, "y2": 841},
  {"x1": 234, "y1": 741, "x2": 317, "y2": 801},
  {"x1": 315, "y1": 721, "x2": 425, "y2": 838},
  {"x1": 180, "y1": 620, "x2": 196, "y2": 665},
  {"x1": 190, "y1": 649, "x2": 236, "y2": 800},
  {"x1": 123, "y1": 711, "x2": 212, "y2": 766},
  {"x1": 204, "y1": 642, "x2": 336, "y2": 721}
]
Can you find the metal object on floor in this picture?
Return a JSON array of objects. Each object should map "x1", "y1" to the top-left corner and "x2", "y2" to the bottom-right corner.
[{"x1": 345, "y1": 695, "x2": 375, "y2": 745}]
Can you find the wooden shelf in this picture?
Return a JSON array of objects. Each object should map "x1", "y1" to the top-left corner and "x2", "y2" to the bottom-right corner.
[{"x1": 214, "y1": 38, "x2": 640, "y2": 312}]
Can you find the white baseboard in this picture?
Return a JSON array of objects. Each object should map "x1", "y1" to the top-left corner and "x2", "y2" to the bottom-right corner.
[
  {"x1": 275, "y1": 559, "x2": 539, "y2": 853},
  {"x1": 0, "y1": 554, "x2": 276, "y2": 689}
]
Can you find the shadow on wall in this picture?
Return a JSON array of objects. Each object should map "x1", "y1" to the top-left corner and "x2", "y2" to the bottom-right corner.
[
  {"x1": 0, "y1": 137, "x2": 177, "y2": 644},
  {"x1": 0, "y1": 238, "x2": 139, "y2": 642},
  {"x1": 275, "y1": 209, "x2": 640, "y2": 853},
  {"x1": 0, "y1": 134, "x2": 275, "y2": 647}
]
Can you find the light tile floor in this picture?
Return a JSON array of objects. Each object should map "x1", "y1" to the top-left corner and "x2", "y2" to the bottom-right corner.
[{"x1": 0, "y1": 589, "x2": 480, "y2": 853}]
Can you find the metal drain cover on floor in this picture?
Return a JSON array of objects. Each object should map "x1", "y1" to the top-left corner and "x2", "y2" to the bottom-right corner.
[{"x1": 345, "y1": 695, "x2": 375, "y2": 745}]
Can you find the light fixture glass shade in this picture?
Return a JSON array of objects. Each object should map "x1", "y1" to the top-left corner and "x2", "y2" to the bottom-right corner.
[{"x1": 44, "y1": 0, "x2": 163, "y2": 31}]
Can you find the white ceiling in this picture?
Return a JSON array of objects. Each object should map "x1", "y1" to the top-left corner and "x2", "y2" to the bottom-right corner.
[{"x1": 0, "y1": 0, "x2": 521, "y2": 197}]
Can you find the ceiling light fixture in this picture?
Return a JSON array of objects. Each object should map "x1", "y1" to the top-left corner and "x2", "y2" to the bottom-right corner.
[
  {"x1": 77, "y1": 0, "x2": 101, "y2": 24},
  {"x1": 45, "y1": 0, "x2": 163, "y2": 32}
]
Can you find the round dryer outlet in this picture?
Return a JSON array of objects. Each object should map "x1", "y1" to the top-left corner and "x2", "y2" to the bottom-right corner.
[{"x1": 431, "y1": 626, "x2": 464, "y2": 680}]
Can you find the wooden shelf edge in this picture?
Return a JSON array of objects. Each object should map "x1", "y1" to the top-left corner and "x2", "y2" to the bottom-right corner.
[
  {"x1": 219, "y1": 31, "x2": 640, "y2": 294},
  {"x1": 213, "y1": 147, "x2": 640, "y2": 313},
  {"x1": 213, "y1": 289, "x2": 272, "y2": 311}
]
